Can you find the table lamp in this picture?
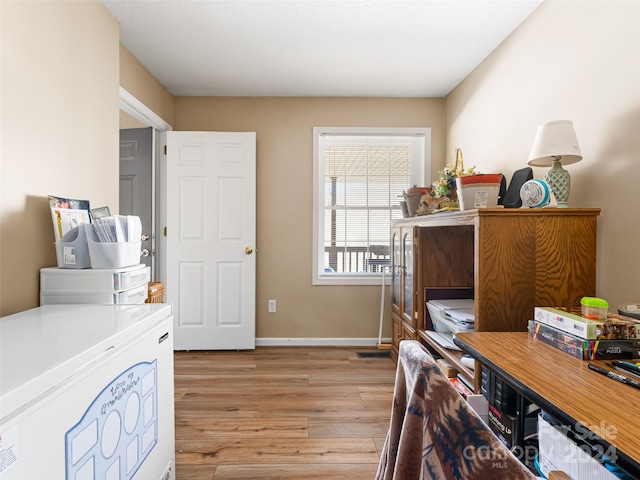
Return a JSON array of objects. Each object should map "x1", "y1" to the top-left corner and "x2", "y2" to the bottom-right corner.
[{"x1": 527, "y1": 120, "x2": 582, "y2": 208}]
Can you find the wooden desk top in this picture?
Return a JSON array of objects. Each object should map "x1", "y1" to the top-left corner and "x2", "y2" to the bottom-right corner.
[{"x1": 455, "y1": 332, "x2": 640, "y2": 474}]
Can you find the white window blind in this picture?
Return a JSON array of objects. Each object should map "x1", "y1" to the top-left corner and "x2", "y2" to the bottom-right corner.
[{"x1": 313, "y1": 127, "x2": 430, "y2": 285}]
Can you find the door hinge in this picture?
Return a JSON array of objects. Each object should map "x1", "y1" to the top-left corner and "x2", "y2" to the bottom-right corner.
[{"x1": 164, "y1": 226, "x2": 167, "y2": 237}]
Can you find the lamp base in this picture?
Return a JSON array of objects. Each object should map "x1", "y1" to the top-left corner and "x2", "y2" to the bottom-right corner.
[{"x1": 545, "y1": 158, "x2": 571, "y2": 208}]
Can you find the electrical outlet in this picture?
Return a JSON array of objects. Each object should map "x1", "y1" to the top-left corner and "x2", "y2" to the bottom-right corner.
[{"x1": 268, "y1": 300, "x2": 276, "y2": 313}]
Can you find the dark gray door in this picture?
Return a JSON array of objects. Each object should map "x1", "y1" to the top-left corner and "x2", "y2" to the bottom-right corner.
[{"x1": 119, "y1": 127, "x2": 153, "y2": 271}]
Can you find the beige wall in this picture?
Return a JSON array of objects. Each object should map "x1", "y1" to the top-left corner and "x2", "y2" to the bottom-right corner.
[
  {"x1": 174, "y1": 97, "x2": 445, "y2": 339},
  {"x1": 0, "y1": 1, "x2": 120, "y2": 315},
  {"x1": 445, "y1": 0, "x2": 640, "y2": 310},
  {"x1": 4, "y1": 0, "x2": 636, "y2": 334},
  {"x1": 120, "y1": 110, "x2": 147, "y2": 129},
  {"x1": 119, "y1": 44, "x2": 174, "y2": 127}
]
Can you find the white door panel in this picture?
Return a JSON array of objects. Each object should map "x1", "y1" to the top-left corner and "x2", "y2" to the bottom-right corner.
[{"x1": 165, "y1": 131, "x2": 256, "y2": 350}]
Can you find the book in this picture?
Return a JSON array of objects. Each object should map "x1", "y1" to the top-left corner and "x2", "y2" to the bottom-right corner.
[
  {"x1": 488, "y1": 404, "x2": 518, "y2": 449},
  {"x1": 449, "y1": 377, "x2": 473, "y2": 398},
  {"x1": 528, "y1": 320, "x2": 640, "y2": 360},
  {"x1": 456, "y1": 372, "x2": 474, "y2": 392},
  {"x1": 533, "y1": 307, "x2": 640, "y2": 340}
]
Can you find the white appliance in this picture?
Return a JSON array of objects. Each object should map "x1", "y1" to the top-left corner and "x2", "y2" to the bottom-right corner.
[
  {"x1": 39, "y1": 264, "x2": 150, "y2": 305},
  {"x1": 0, "y1": 304, "x2": 175, "y2": 480}
]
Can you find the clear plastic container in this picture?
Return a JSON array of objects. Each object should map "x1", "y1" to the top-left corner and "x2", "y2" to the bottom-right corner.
[{"x1": 580, "y1": 296, "x2": 609, "y2": 319}]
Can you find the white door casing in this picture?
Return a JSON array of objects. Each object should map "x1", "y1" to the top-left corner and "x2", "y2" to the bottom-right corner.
[{"x1": 165, "y1": 131, "x2": 256, "y2": 350}]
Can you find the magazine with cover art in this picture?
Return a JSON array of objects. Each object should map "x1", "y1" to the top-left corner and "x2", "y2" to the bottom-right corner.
[{"x1": 48, "y1": 195, "x2": 90, "y2": 241}]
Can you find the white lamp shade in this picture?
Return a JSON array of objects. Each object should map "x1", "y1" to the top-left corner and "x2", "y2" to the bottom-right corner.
[{"x1": 527, "y1": 120, "x2": 582, "y2": 167}]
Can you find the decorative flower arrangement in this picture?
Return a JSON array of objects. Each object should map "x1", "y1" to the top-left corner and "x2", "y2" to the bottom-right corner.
[
  {"x1": 416, "y1": 148, "x2": 480, "y2": 214},
  {"x1": 429, "y1": 148, "x2": 478, "y2": 200},
  {"x1": 431, "y1": 163, "x2": 479, "y2": 198}
]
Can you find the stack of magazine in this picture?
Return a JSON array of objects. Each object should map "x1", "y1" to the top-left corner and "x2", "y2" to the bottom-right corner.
[{"x1": 528, "y1": 307, "x2": 640, "y2": 360}]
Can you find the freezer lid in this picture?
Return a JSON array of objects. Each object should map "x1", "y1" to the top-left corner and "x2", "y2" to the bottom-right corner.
[{"x1": 0, "y1": 304, "x2": 173, "y2": 420}]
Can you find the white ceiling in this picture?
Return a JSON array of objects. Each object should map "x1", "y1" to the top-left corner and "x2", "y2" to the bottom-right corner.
[{"x1": 102, "y1": 0, "x2": 543, "y2": 98}]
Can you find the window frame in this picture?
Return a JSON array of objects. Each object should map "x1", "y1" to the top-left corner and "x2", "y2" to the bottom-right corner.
[{"x1": 312, "y1": 126, "x2": 431, "y2": 286}]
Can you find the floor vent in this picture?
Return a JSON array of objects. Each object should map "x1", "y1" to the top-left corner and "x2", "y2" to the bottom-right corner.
[{"x1": 356, "y1": 351, "x2": 391, "y2": 359}]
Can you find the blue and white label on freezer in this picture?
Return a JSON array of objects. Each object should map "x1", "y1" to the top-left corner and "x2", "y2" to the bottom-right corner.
[{"x1": 64, "y1": 360, "x2": 158, "y2": 480}]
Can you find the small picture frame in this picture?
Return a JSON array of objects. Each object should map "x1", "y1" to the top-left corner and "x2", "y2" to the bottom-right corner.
[{"x1": 90, "y1": 206, "x2": 111, "y2": 221}]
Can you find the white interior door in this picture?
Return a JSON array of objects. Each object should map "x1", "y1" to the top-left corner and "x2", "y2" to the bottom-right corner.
[{"x1": 164, "y1": 131, "x2": 256, "y2": 350}]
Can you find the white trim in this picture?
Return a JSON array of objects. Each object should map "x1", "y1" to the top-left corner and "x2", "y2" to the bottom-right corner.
[
  {"x1": 119, "y1": 86, "x2": 173, "y2": 131},
  {"x1": 256, "y1": 337, "x2": 391, "y2": 347},
  {"x1": 312, "y1": 126, "x2": 431, "y2": 286},
  {"x1": 117, "y1": 88, "x2": 172, "y2": 284}
]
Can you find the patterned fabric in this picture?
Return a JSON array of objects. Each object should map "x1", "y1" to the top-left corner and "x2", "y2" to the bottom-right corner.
[{"x1": 376, "y1": 340, "x2": 536, "y2": 480}]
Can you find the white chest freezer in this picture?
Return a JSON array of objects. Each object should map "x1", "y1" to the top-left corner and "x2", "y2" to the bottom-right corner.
[
  {"x1": 39, "y1": 265, "x2": 150, "y2": 305},
  {"x1": 0, "y1": 304, "x2": 175, "y2": 480}
]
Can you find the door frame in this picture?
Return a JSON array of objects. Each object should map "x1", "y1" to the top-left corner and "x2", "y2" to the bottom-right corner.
[
  {"x1": 119, "y1": 87, "x2": 172, "y2": 132},
  {"x1": 119, "y1": 87, "x2": 173, "y2": 283}
]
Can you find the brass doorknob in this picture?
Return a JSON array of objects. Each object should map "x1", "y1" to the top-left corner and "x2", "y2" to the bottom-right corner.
[{"x1": 245, "y1": 246, "x2": 253, "y2": 255}]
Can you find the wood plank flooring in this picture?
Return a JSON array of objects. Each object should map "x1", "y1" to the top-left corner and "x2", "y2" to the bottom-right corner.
[{"x1": 174, "y1": 346, "x2": 396, "y2": 479}]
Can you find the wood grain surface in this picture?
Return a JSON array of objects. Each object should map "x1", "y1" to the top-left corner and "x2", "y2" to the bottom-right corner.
[
  {"x1": 392, "y1": 208, "x2": 600, "y2": 392},
  {"x1": 456, "y1": 331, "x2": 640, "y2": 475},
  {"x1": 174, "y1": 347, "x2": 396, "y2": 479}
]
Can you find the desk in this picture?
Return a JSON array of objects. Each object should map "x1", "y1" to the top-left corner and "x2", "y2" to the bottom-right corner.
[{"x1": 454, "y1": 332, "x2": 640, "y2": 477}]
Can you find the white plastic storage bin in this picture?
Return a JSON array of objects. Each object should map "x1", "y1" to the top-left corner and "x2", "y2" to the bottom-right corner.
[
  {"x1": 55, "y1": 223, "x2": 92, "y2": 269},
  {"x1": 40, "y1": 264, "x2": 150, "y2": 293},
  {"x1": 40, "y1": 284, "x2": 148, "y2": 305},
  {"x1": 85, "y1": 223, "x2": 141, "y2": 268}
]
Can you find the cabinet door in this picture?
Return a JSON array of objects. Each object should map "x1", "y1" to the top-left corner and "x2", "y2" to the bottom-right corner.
[
  {"x1": 391, "y1": 314, "x2": 403, "y2": 358},
  {"x1": 391, "y1": 228, "x2": 401, "y2": 314},
  {"x1": 402, "y1": 229, "x2": 414, "y2": 325},
  {"x1": 401, "y1": 321, "x2": 416, "y2": 341}
]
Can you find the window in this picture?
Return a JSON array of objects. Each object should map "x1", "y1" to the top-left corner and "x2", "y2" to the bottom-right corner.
[{"x1": 313, "y1": 127, "x2": 431, "y2": 285}]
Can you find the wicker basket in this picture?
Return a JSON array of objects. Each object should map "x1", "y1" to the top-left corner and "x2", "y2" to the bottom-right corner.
[{"x1": 145, "y1": 282, "x2": 165, "y2": 303}]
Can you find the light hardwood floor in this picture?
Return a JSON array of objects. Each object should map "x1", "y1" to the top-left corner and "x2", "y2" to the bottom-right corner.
[{"x1": 174, "y1": 346, "x2": 396, "y2": 479}]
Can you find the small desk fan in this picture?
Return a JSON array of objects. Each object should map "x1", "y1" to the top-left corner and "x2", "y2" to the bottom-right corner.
[{"x1": 519, "y1": 179, "x2": 550, "y2": 208}]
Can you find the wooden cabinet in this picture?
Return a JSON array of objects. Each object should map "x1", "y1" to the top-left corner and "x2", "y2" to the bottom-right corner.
[
  {"x1": 390, "y1": 226, "x2": 418, "y2": 361},
  {"x1": 390, "y1": 208, "x2": 600, "y2": 391}
]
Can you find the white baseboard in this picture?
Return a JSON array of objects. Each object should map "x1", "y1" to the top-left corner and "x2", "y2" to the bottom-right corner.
[{"x1": 256, "y1": 337, "x2": 392, "y2": 347}]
